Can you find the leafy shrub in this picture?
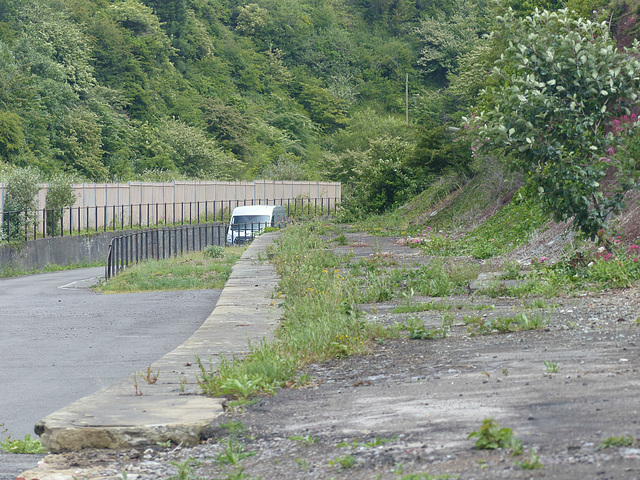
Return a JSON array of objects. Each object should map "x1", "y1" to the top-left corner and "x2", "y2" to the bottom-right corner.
[
  {"x1": 468, "y1": 418, "x2": 522, "y2": 452},
  {"x1": 45, "y1": 173, "x2": 76, "y2": 236},
  {"x1": 203, "y1": 245, "x2": 225, "y2": 258},
  {"x1": 1, "y1": 166, "x2": 40, "y2": 242},
  {"x1": 474, "y1": 9, "x2": 640, "y2": 240}
]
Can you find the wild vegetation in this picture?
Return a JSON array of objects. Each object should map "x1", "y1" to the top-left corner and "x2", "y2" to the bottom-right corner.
[{"x1": 1, "y1": 0, "x2": 639, "y2": 246}]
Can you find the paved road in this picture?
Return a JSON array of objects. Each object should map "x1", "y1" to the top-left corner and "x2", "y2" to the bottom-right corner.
[{"x1": 0, "y1": 267, "x2": 222, "y2": 479}]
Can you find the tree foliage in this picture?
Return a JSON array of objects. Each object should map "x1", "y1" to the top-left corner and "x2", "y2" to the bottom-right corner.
[
  {"x1": 473, "y1": 9, "x2": 640, "y2": 239},
  {"x1": 45, "y1": 172, "x2": 76, "y2": 235},
  {"x1": 1, "y1": 166, "x2": 40, "y2": 241},
  {"x1": 415, "y1": 0, "x2": 493, "y2": 79}
]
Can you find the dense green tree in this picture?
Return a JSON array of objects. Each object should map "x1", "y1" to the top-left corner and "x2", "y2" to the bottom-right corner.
[
  {"x1": 0, "y1": 0, "x2": 537, "y2": 192},
  {"x1": 1, "y1": 166, "x2": 40, "y2": 241},
  {"x1": 474, "y1": 9, "x2": 640, "y2": 239},
  {"x1": 89, "y1": 0, "x2": 175, "y2": 120},
  {"x1": 409, "y1": 122, "x2": 471, "y2": 176},
  {"x1": 415, "y1": 0, "x2": 494, "y2": 81},
  {"x1": 297, "y1": 82, "x2": 348, "y2": 133},
  {"x1": 342, "y1": 136, "x2": 419, "y2": 214},
  {"x1": 0, "y1": 111, "x2": 24, "y2": 159},
  {"x1": 155, "y1": 118, "x2": 242, "y2": 179},
  {"x1": 45, "y1": 172, "x2": 76, "y2": 236},
  {"x1": 202, "y1": 98, "x2": 251, "y2": 159},
  {"x1": 54, "y1": 106, "x2": 107, "y2": 180},
  {"x1": 142, "y1": 0, "x2": 188, "y2": 37}
]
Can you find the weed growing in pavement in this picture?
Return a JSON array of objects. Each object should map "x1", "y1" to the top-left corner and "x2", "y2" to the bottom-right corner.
[
  {"x1": 179, "y1": 376, "x2": 188, "y2": 392},
  {"x1": 197, "y1": 356, "x2": 277, "y2": 399},
  {"x1": 338, "y1": 436, "x2": 397, "y2": 448},
  {"x1": 515, "y1": 449, "x2": 543, "y2": 470},
  {"x1": 598, "y1": 434, "x2": 637, "y2": 449},
  {"x1": 406, "y1": 261, "x2": 479, "y2": 297},
  {"x1": 521, "y1": 298, "x2": 547, "y2": 309},
  {"x1": 216, "y1": 437, "x2": 257, "y2": 466},
  {"x1": 468, "y1": 418, "x2": 522, "y2": 453},
  {"x1": 398, "y1": 474, "x2": 459, "y2": 480},
  {"x1": 294, "y1": 458, "x2": 309, "y2": 469},
  {"x1": 407, "y1": 323, "x2": 448, "y2": 340},
  {"x1": 196, "y1": 222, "x2": 389, "y2": 400},
  {"x1": 133, "y1": 373, "x2": 143, "y2": 396},
  {"x1": 468, "y1": 304, "x2": 495, "y2": 311},
  {"x1": 544, "y1": 361, "x2": 559, "y2": 374},
  {"x1": 215, "y1": 467, "x2": 252, "y2": 480},
  {"x1": 392, "y1": 301, "x2": 453, "y2": 314},
  {"x1": 225, "y1": 398, "x2": 260, "y2": 411},
  {"x1": 408, "y1": 261, "x2": 454, "y2": 297},
  {"x1": 139, "y1": 365, "x2": 159, "y2": 385},
  {"x1": 218, "y1": 373, "x2": 273, "y2": 398},
  {"x1": 219, "y1": 421, "x2": 247, "y2": 435},
  {"x1": 289, "y1": 434, "x2": 317, "y2": 446},
  {"x1": 166, "y1": 458, "x2": 205, "y2": 480},
  {"x1": 359, "y1": 269, "x2": 405, "y2": 302},
  {"x1": 0, "y1": 424, "x2": 45, "y2": 454},
  {"x1": 334, "y1": 233, "x2": 348, "y2": 245},
  {"x1": 390, "y1": 316, "x2": 447, "y2": 340},
  {"x1": 466, "y1": 312, "x2": 547, "y2": 336},
  {"x1": 500, "y1": 261, "x2": 522, "y2": 280},
  {"x1": 329, "y1": 453, "x2": 356, "y2": 469}
]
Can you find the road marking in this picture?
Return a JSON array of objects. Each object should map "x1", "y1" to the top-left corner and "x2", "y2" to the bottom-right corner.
[{"x1": 59, "y1": 278, "x2": 101, "y2": 290}]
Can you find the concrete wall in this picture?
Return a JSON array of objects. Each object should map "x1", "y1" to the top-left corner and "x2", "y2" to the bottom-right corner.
[
  {"x1": 0, "y1": 232, "x2": 114, "y2": 272},
  {"x1": 0, "y1": 180, "x2": 341, "y2": 235},
  {"x1": 0, "y1": 180, "x2": 341, "y2": 211}
]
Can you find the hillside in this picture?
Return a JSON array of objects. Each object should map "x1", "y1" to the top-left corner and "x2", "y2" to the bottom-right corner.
[
  {"x1": 0, "y1": 0, "x2": 450, "y2": 181},
  {"x1": 1, "y1": 0, "x2": 640, "y2": 252}
]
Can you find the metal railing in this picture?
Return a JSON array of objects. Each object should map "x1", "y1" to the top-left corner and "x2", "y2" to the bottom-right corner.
[
  {"x1": 105, "y1": 221, "x2": 279, "y2": 279},
  {"x1": 105, "y1": 223, "x2": 227, "y2": 279},
  {"x1": 1, "y1": 197, "x2": 339, "y2": 243}
]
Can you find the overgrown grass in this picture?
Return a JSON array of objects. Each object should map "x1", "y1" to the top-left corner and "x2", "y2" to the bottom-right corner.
[
  {"x1": 96, "y1": 248, "x2": 244, "y2": 293},
  {"x1": 414, "y1": 196, "x2": 548, "y2": 259},
  {"x1": 476, "y1": 243, "x2": 640, "y2": 297},
  {"x1": 197, "y1": 222, "x2": 388, "y2": 399}
]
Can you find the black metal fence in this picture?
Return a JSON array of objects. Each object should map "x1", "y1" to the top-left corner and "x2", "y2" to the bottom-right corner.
[
  {"x1": 105, "y1": 223, "x2": 227, "y2": 279},
  {"x1": 105, "y1": 221, "x2": 281, "y2": 279},
  {"x1": 1, "y1": 197, "x2": 339, "y2": 243}
]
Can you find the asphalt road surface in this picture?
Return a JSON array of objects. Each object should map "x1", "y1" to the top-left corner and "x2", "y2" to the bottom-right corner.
[{"x1": 0, "y1": 267, "x2": 222, "y2": 479}]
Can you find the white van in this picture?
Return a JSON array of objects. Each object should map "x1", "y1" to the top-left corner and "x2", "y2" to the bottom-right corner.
[{"x1": 226, "y1": 205, "x2": 287, "y2": 244}]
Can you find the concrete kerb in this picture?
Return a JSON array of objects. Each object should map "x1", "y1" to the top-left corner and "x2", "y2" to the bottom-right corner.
[{"x1": 32, "y1": 232, "x2": 282, "y2": 454}]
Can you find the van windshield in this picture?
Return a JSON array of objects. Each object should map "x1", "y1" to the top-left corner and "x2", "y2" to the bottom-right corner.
[{"x1": 231, "y1": 215, "x2": 271, "y2": 226}]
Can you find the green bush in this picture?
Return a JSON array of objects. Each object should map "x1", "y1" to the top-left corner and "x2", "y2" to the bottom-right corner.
[
  {"x1": 45, "y1": 173, "x2": 76, "y2": 236},
  {"x1": 474, "y1": 9, "x2": 640, "y2": 240},
  {"x1": 1, "y1": 167, "x2": 40, "y2": 242},
  {"x1": 203, "y1": 245, "x2": 225, "y2": 258}
]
